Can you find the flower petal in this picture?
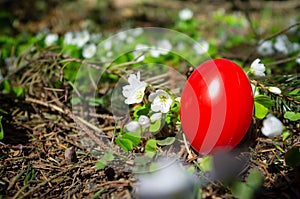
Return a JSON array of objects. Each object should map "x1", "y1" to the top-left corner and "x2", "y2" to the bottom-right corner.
[{"x1": 261, "y1": 114, "x2": 283, "y2": 137}]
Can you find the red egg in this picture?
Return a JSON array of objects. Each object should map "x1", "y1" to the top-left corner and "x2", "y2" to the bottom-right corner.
[{"x1": 180, "y1": 58, "x2": 253, "y2": 155}]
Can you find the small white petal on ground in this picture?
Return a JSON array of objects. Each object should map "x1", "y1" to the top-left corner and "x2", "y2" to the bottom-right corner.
[
  {"x1": 268, "y1": 86, "x2": 281, "y2": 94},
  {"x1": 261, "y1": 114, "x2": 283, "y2": 137}
]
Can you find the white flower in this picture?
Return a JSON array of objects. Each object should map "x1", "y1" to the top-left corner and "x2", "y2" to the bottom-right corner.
[
  {"x1": 156, "y1": 39, "x2": 172, "y2": 55},
  {"x1": 45, "y1": 33, "x2": 58, "y2": 46},
  {"x1": 122, "y1": 72, "x2": 147, "y2": 104},
  {"x1": 74, "y1": 30, "x2": 90, "y2": 47},
  {"x1": 268, "y1": 86, "x2": 281, "y2": 94},
  {"x1": 82, "y1": 43, "x2": 97, "y2": 59},
  {"x1": 150, "y1": 112, "x2": 162, "y2": 122},
  {"x1": 64, "y1": 32, "x2": 74, "y2": 45},
  {"x1": 125, "y1": 121, "x2": 140, "y2": 132},
  {"x1": 126, "y1": 36, "x2": 134, "y2": 43},
  {"x1": 257, "y1": 40, "x2": 274, "y2": 56},
  {"x1": 296, "y1": 55, "x2": 300, "y2": 65},
  {"x1": 261, "y1": 114, "x2": 283, "y2": 137},
  {"x1": 251, "y1": 84, "x2": 259, "y2": 96},
  {"x1": 133, "y1": 51, "x2": 145, "y2": 62},
  {"x1": 274, "y1": 35, "x2": 290, "y2": 55},
  {"x1": 149, "y1": 47, "x2": 162, "y2": 58},
  {"x1": 117, "y1": 32, "x2": 127, "y2": 41},
  {"x1": 149, "y1": 90, "x2": 173, "y2": 113},
  {"x1": 193, "y1": 39, "x2": 209, "y2": 55},
  {"x1": 292, "y1": 43, "x2": 300, "y2": 52},
  {"x1": 149, "y1": 40, "x2": 172, "y2": 57},
  {"x1": 103, "y1": 40, "x2": 112, "y2": 50},
  {"x1": 135, "y1": 44, "x2": 149, "y2": 52},
  {"x1": 132, "y1": 28, "x2": 143, "y2": 37},
  {"x1": 250, "y1": 58, "x2": 266, "y2": 77},
  {"x1": 138, "y1": 115, "x2": 150, "y2": 128},
  {"x1": 90, "y1": 33, "x2": 102, "y2": 43},
  {"x1": 179, "y1": 8, "x2": 193, "y2": 20}
]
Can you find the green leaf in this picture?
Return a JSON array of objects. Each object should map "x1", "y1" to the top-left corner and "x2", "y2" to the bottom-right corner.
[
  {"x1": 285, "y1": 147, "x2": 300, "y2": 167},
  {"x1": 284, "y1": 111, "x2": 300, "y2": 121},
  {"x1": 0, "y1": 108, "x2": 8, "y2": 114},
  {"x1": 246, "y1": 169, "x2": 263, "y2": 190},
  {"x1": 254, "y1": 95, "x2": 274, "y2": 108},
  {"x1": 149, "y1": 119, "x2": 161, "y2": 133},
  {"x1": 156, "y1": 137, "x2": 175, "y2": 146},
  {"x1": 145, "y1": 139, "x2": 157, "y2": 153},
  {"x1": 187, "y1": 166, "x2": 195, "y2": 173},
  {"x1": 88, "y1": 97, "x2": 103, "y2": 106},
  {"x1": 254, "y1": 102, "x2": 269, "y2": 119},
  {"x1": 287, "y1": 89, "x2": 299, "y2": 96},
  {"x1": 70, "y1": 97, "x2": 82, "y2": 105},
  {"x1": 200, "y1": 156, "x2": 213, "y2": 172},
  {"x1": 0, "y1": 116, "x2": 4, "y2": 140},
  {"x1": 90, "y1": 188, "x2": 105, "y2": 199},
  {"x1": 96, "y1": 159, "x2": 107, "y2": 170},
  {"x1": 122, "y1": 132, "x2": 141, "y2": 146},
  {"x1": 96, "y1": 150, "x2": 115, "y2": 170},
  {"x1": 282, "y1": 130, "x2": 291, "y2": 141},
  {"x1": 12, "y1": 87, "x2": 24, "y2": 97},
  {"x1": 171, "y1": 101, "x2": 180, "y2": 112},
  {"x1": 2, "y1": 79, "x2": 11, "y2": 93},
  {"x1": 134, "y1": 156, "x2": 151, "y2": 166},
  {"x1": 115, "y1": 138, "x2": 133, "y2": 151},
  {"x1": 133, "y1": 104, "x2": 150, "y2": 120},
  {"x1": 231, "y1": 181, "x2": 253, "y2": 199}
]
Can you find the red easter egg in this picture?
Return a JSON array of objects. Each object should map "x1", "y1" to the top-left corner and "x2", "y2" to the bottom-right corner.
[{"x1": 180, "y1": 58, "x2": 253, "y2": 155}]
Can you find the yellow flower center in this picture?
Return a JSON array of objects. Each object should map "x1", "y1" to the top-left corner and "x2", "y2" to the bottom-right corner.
[
  {"x1": 159, "y1": 94, "x2": 168, "y2": 103},
  {"x1": 135, "y1": 90, "x2": 144, "y2": 101}
]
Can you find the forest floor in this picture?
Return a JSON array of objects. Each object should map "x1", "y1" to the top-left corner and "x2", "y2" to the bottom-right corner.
[{"x1": 0, "y1": 0, "x2": 300, "y2": 198}]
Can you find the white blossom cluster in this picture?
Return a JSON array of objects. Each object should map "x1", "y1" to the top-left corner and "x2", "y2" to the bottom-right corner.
[
  {"x1": 41, "y1": 30, "x2": 101, "y2": 59},
  {"x1": 122, "y1": 72, "x2": 173, "y2": 132},
  {"x1": 257, "y1": 35, "x2": 300, "y2": 58}
]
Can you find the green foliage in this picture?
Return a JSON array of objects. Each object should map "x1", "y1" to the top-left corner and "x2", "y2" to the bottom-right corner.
[
  {"x1": 282, "y1": 130, "x2": 292, "y2": 141},
  {"x1": 0, "y1": 79, "x2": 25, "y2": 97},
  {"x1": 90, "y1": 189, "x2": 105, "y2": 199},
  {"x1": 156, "y1": 137, "x2": 175, "y2": 146},
  {"x1": 24, "y1": 164, "x2": 35, "y2": 185},
  {"x1": 284, "y1": 147, "x2": 300, "y2": 167},
  {"x1": 199, "y1": 156, "x2": 213, "y2": 172},
  {"x1": 145, "y1": 139, "x2": 157, "y2": 157},
  {"x1": 0, "y1": 116, "x2": 4, "y2": 140},
  {"x1": 284, "y1": 111, "x2": 300, "y2": 121},
  {"x1": 133, "y1": 104, "x2": 150, "y2": 119},
  {"x1": 149, "y1": 119, "x2": 161, "y2": 133},
  {"x1": 254, "y1": 95, "x2": 275, "y2": 119},
  {"x1": 230, "y1": 169, "x2": 263, "y2": 199},
  {"x1": 115, "y1": 136, "x2": 135, "y2": 152},
  {"x1": 96, "y1": 150, "x2": 115, "y2": 170}
]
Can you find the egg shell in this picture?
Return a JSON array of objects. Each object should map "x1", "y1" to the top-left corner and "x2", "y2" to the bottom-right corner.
[{"x1": 180, "y1": 58, "x2": 253, "y2": 155}]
